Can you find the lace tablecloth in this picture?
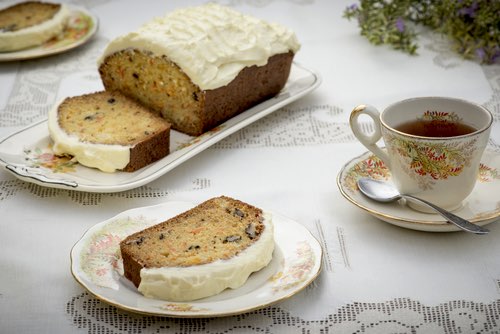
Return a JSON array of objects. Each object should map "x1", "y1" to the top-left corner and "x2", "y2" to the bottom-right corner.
[{"x1": 0, "y1": 0, "x2": 499, "y2": 333}]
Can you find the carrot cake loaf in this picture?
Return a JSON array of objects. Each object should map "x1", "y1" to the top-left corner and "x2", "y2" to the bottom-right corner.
[
  {"x1": 48, "y1": 91, "x2": 171, "y2": 173},
  {"x1": 0, "y1": 1, "x2": 70, "y2": 52},
  {"x1": 98, "y1": 3, "x2": 300, "y2": 136},
  {"x1": 120, "y1": 196, "x2": 275, "y2": 301}
]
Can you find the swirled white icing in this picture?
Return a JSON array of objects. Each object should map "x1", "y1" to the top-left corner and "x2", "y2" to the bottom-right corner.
[
  {"x1": 98, "y1": 3, "x2": 300, "y2": 90},
  {"x1": 138, "y1": 212, "x2": 275, "y2": 301},
  {"x1": 0, "y1": 4, "x2": 70, "y2": 52},
  {"x1": 48, "y1": 100, "x2": 131, "y2": 173}
]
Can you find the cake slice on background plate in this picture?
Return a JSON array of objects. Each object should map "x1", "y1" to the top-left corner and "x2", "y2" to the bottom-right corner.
[{"x1": 0, "y1": 1, "x2": 70, "y2": 52}]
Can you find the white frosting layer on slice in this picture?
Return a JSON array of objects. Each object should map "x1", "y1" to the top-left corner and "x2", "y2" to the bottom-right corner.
[
  {"x1": 48, "y1": 100, "x2": 131, "y2": 173},
  {"x1": 98, "y1": 3, "x2": 300, "y2": 90},
  {"x1": 138, "y1": 212, "x2": 275, "y2": 301},
  {"x1": 0, "y1": 4, "x2": 70, "y2": 52}
]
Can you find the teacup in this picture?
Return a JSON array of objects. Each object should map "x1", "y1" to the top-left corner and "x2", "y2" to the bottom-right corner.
[{"x1": 350, "y1": 97, "x2": 493, "y2": 212}]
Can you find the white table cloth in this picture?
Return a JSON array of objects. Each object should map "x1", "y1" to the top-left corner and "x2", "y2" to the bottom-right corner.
[{"x1": 1, "y1": 0, "x2": 499, "y2": 333}]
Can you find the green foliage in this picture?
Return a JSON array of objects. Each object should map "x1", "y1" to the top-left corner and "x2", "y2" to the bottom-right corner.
[{"x1": 343, "y1": 0, "x2": 500, "y2": 64}]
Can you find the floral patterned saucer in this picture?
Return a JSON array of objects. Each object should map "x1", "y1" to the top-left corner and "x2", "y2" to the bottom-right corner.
[
  {"x1": 0, "y1": 5, "x2": 98, "y2": 62},
  {"x1": 337, "y1": 149, "x2": 500, "y2": 232},
  {"x1": 70, "y1": 201, "x2": 322, "y2": 317}
]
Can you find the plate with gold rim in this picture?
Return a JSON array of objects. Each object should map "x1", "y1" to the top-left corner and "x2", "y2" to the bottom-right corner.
[
  {"x1": 0, "y1": 63, "x2": 321, "y2": 192},
  {"x1": 337, "y1": 149, "x2": 500, "y2": 232},
  {"x1": 70, "y1": 201, "x2": 323, "y2": 318},
  {"x1": 0, "y1": 4, "x2": 98, "y2": 62}
]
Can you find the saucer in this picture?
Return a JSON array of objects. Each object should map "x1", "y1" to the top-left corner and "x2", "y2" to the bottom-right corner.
[{"x1": 337, "y1": 149, "x2": 500, "y2": 232}]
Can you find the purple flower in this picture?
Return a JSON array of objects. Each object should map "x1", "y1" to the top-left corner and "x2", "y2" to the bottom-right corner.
[
  {"x1": 492, "y1": 47, "x2": 500, "y2": 64},
  {"x1": 395, "y1": 18, "x2": 405, "y2": 32},
  {"x1": 476, "y1": 46, "x2": 500, "y2": 64},
  {"x1": 458, "y1": 1, "x2": 478, "y2": 17},
  {"x1": 348, "y1": 3, "x2": 358, "y2": 11},
  {"x1": 475, "y1": 47, "x2": 486, "y2": 61}
]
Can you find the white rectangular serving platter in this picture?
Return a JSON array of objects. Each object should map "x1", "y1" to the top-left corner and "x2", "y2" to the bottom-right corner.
[{"x1": 0, "y1": 63, "x2": 321, "y2": 192}]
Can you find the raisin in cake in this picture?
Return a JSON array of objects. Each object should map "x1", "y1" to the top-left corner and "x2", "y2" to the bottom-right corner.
[
  {"x1": 98, "y1": 3, "x2": 300, "y2": 136},
  {"x1": 0, "y1": 1, "x2": 69, "y2": 52},
  {"x1": 48, "y1": 91, "x2": 171, "y2": 173},
  {"x1": 120, "y1": 196, "x2": 274, "y2": 301}
]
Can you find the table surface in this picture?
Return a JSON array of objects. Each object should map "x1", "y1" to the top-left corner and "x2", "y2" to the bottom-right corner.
[{"x1": 1, "y1": 0, "x2": 499, "y2": 333}]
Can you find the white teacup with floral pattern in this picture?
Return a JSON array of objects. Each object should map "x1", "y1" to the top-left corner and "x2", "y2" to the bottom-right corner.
[{"x1": 350, "y1": 97, "x2": 493, "y2": 212}]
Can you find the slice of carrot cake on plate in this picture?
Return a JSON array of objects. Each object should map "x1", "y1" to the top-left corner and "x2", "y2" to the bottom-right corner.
[
  {"x1": 48, "y1": 91, "x2": 171, "y2": 173},
  {"x1": 120, "y1": 196, "x2": 275, "y2": 301},
  {"x1": 0, "y1": 1, "x2": 70, "y2": 51}
]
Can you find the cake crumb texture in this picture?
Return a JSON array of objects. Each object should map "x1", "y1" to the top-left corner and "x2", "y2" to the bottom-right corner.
[
  {"x1": 57, "y1": 91, "x2": 170, "y2": 146},
  {"x1": 99, "y1": 49, "x2": 203, "y2": 135}
]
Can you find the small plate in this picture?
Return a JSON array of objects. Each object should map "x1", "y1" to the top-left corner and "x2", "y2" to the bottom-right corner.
[
  {"x1": 337, "y1": 149, "x2": 500, "y2": 232},
  {"x1": 70, "y1": 201, "x2": 323, "y2": 318},
  {"x1": 0, "y1": 63, "x2": 320, "y2": 192},
  {"x1": 0, "y1": 4, "x2": 98, "y2": 62}
]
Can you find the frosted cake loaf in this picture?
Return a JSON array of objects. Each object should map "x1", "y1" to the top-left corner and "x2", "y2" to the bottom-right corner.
[{"x1": 98, "y1": 3, "x2": 300, "y2": 136}]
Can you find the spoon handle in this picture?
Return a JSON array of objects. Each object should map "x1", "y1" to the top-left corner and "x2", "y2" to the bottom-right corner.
[{"x1": 402, "y1": 194, "x2": 489, "y2": 235}]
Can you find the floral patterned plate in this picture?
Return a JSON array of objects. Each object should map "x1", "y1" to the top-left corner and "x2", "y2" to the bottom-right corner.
[
  {"x1": 0, "y1": 5, "x2": 98, "y2": 62},
  {"x1": 70, "y1": 201, "x2": 323, "y2": 317},
  {"x1": 0, "y1": 63, "x2": 320, "y2": 192},
  {"x1": 337, "y1": 149, "x2": 500, "y2": 232}
]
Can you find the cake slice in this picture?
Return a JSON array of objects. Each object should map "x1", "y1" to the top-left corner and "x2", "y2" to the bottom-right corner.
[
  {"x1": 120, "y1": 196, "x2": 274, "y2": 301},
  {"x1": 48, "y1": 91, "x2": 171, "y2": 173},
  {"x1": 98, "y1": 3, "x2": 299, "y2": 136},
  {"x1": 0, "y1": 1, "x2": 70, "y2": 52}
]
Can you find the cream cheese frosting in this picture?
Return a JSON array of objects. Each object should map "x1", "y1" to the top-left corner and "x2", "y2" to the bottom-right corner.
[
  {"x1": 138, "y1": 212, "x2": 274, "y2": 301},
  {"x1": 0, "y1": 4, "x2": 70, "y2": 52},
  {"x1": 98, "y1": 3, "x2": 300, "y2": 90},
  {"x1": 48, "y1": 100, "x2": 131, "y2": 173}
]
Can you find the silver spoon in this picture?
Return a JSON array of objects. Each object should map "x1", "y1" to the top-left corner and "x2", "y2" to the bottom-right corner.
[{"x1": 357, "y1": 178, "x2": 489, "y2": 235}]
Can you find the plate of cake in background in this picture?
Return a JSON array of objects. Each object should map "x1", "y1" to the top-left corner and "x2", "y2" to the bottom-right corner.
[
  {"x1": 0, "y1": 3, "x2": 321, "y2": 192},
  {"x1": 70, "y1": 197, "x2": 323, "y2": 317},
  {"x1": 0, "y1": 1, "x2": 98, "y2": 61}
]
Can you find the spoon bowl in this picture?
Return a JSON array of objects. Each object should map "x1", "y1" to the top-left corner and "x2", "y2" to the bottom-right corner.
[
  {"x1": 357, "y1": 178, "x2": 489, "y2": 235},
  {"x1": 357, "y1": 178, "x2": 401, "y2": 203}
]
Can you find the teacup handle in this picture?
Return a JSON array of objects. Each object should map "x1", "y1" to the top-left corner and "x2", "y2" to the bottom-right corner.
[{"x1": 349, "y1": 104, "x2": 391, "y2": 168}]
